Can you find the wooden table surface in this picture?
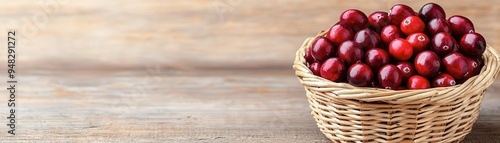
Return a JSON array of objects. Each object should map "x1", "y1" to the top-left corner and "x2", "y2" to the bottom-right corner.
[{"x1": 0, "y1": 0, "x2": 499, "y2": 142}]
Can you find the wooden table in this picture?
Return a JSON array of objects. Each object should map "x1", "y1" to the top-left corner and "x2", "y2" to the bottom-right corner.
[{"x1": 0, "y1": 0, "x2": 499, "y2": 142}]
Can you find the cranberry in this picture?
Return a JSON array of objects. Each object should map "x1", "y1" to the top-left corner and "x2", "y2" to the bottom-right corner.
[
  {"x1": 378, "y1": 64, "x2": 403, "y2": 89},
  {"x1": 368, "y1": 11, "x2": 391, "y2": 32},
  {"x1": 353, "y1": 28, "x2": 381, "y2": 50},
  {"x1": 460, "y1": 33, "x2": 486, "y2": 58},
  {"x1": 418, "y1": 3, "x2": 446, "y2": 23},
  {"x1": 337, "y1": 41, "x2": 364, "y2": 65},
  {"x1": 389, "y1": 38, "x2": 413, "y2": 61},
  {"x1": 406, "y1": 33, "x2": 430, "y2": 54},
  {"x1": 305, "y1": 48, "x2": 315, "y2": 64},
  {"x1": 431, "y1": 32, "x2": 458, "y2": 57},
  {"x1": 448, "y1": 15, "x2": 475, "y2": 40},
  {"x1": 389, "y1": 4, "x2": 416, "y2": 26},
  {"x1": 309, "y1": 62, "x2": 322, "y2": 76},
  {"x1": 432, "y1": 73, "x2": 456, "y2": 87},
  {"x1": 407, "y1": 75, "x2": 431, "y2": 89},
  {"x1": 320, "y1": 58, "x2": 346, "y2": 82},
  {"x1": 414, "y1": 51, "x2": 441, "y2": 78},
  {"x1": 347, "y1": 63, "x2": 373, "y2": 87},
  {"x1": 364, "y1": 48, "x2": 390, "y2": 72},
  {"x1": 340, "y1": 9, "x2": 368, "y2": 32},
  {"x1": 400, "y1": 16, "x2": 425, "y2": 36},
  {"x1": 380, "y1": 25, "x2": 405, "y2": 45},
  {"x1": 442, "y1": 52, "x2": 469, "y2": 79},
  {"x1": 396, "y1": 62, "x2": 416, "y2": 81},
  {"x1": 426, "y1": 18, "x2": 452, "y2": 37},
  {"x1": 462, "y1": 57, "x2": 482, "y2": 79},
  {"x1": 326, "y1": 24, "x2": 354, "y2": 47}
]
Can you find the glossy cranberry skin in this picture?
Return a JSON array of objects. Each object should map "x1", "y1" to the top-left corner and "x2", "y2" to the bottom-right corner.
[
  {"x1": 340, "y1": 9, "x2": 368, "y2": 32},
  {"x1": 310, "y1": 37, "x2": 335, "y2": 62},
  {"x1": 364, "y1": 48, "x2": 390, "y2": 72},
  {"x1": 368, "y1": 11, "x2": 391, "y2": 32},
  {"x1": 380, "y1": 25, "x2": 404, "y2": 45},
  {"x1": 463, "y1": 57, "x2": 482, "y2": 79},
  {"x1": 305, "y1": 48, "x2": 315, "y2": 64},
  {"x1": 347, "y1": 63, "x2": 373, "y2": 87},
  {"x1": 378, "y1": 65, "x2": 403, "y2": 89},
  {"x1": 353, "y1": 28, "x2": 381, "y2": 50},
  {"x1": 418, "y1": 3, "x2": 446, "y2": 23},
  {"x1": 432, "y1": 73, "x2": 456, "y2": 87},
  {"x1": 400, "y1": 16, "x2": 425, "y2": 36},
  {"x1": 326, "y1": 24, "x2": 354, "y2": 47},
  {"x1": 320, "y1": 58, "x2": 346, "y2": 82},
  {"x1": 460, "y1": 33, "x2": 486, "y2": 58},
  {"x1": 448, "y1": 15, "x2": 475, "y2": 40},
  {"x1": 414, "y1": 51, "x2": 441, "y2": 78},
  {"x1": 396, "y1": 62, "x2": 416, "y2": 82},
  {"x1": 337, "y1": 41, "x2": 364, "y2": 65},
  {"x1": 432, "y1": 32, "x2": 458, "y2": 57},
  {"x1": 407, "y1": 75, "x2": 431, "y2": 89},
  {"x1": 442, "y1": 52, "x2": 469, "y2": 79},
  {"x1": 389, "y1": 38, "x2": 413, "y2": 61},
  {"x1": 309, "y1": 62, "x2": 322, "y2": 76},
  {"x1": 389, "y1": 4, "x2": 416, "y2": 26},
  {"x1": 426, "y1": 18, "x2": 452, "y2": 37},
  {"x1": 406, "y1": 33, "x2": 430, "y2": 54}
]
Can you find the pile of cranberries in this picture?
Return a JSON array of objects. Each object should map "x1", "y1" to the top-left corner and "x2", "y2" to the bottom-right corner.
[{"x1": 305, "y1": 3, "x2": 486, "y2": 90}]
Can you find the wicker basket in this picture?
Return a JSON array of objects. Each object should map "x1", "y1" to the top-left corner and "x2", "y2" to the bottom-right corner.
[{"x1": 293, "y1": 31, "x2": 500, "y2": 143}]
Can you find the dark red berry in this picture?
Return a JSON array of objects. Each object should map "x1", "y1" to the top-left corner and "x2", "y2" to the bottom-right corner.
[
  {"x1": 353, "y1": 28, "x2": 381, "y2": 50},
  {"x1": 407, "y1": 75, "x2": 431, "y2": 89},
  {"x1": 448, "y1": 15, "x2": 475, "y2": 40},
  {"x1": 389, "y1": 38, "x2": 413, "y2": 61},
  {"x1": 340, "y1": 9, "x2": 369, "y2": 32},
  {"x1": 309, "y1": 62, "x2": 322, "y2": 76},
  {"x1": 432, "y1": 73, "x2": 456, "y2": 87},
  {"x1": 368, "y1": 11, "x2": 391, "y2": 32},
  {"x1": 400, "y1": 16, "x2": 425, "y2": 36},
  {"x1": 414, "y1": 51, "x2": 441, "y2": 78},
  {"x1": 389, "y1": 4, "x2": 416, "y2": 26},
  {"x1": 426, "y1": 18, "x2": 452, "y2": 37},
  {"x1": 418, "y1": 3, "x2": 446, "y2": 23},
  {"x1": 347, "y1": 63, "x2": 373, "y2": 87},
  {"x1": 305, "y1": 48, "x2": 315, "y2": 64},
  {"x1": 442, "y1": 52, "x2": 469, "y2": 79},
  {"x1": 364, "y1": 48, "x2": 390, "y2": 72},
  {"x1": 320, "y1": 58, "x2": 346, "y2": 82},
  {"x1": 462, "y1": 57, "x2": 482, "y2": 79},
  {"x1": 432, "y1": 32, "x2": 458, "y2": 57},
  {"x1": 381, "y1": 25, "x2": 405, "y2": 45},
  {"x1": 326, "y1": 24, "x2": 354, "y2": 47},
  {"x1": 396, "y1": 62, "x2": 416, "y2": 82},
  {"x1": 460, "y1": 33, "x2": 486, "y2": 58},
  {"x1": 310, "y1": 37, "x2": 335, "y2": 62},
  {"x1": 378, "y1": 64, "x2": 403, "y2": 89},
  {"x1": 337, "y1": 41, "x2": 364, "y2": 65},
  {"x1": 406, "y1": 33, "x2": 430, "y2": 54}
]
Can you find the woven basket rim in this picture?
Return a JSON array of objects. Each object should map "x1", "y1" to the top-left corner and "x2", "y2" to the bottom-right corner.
[{"x1": 293, "y1": 30, "x2": 500, "y2": 104}]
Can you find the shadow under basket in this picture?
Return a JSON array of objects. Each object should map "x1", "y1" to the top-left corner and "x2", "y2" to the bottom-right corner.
[{"x1": 293, "y1": 31, "x2": 500, "y2": 143}]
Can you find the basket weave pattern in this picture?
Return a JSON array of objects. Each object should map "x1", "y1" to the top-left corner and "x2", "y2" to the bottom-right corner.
[{"x1": 293, "y1": 31, "x2": 500, "y2": 143}]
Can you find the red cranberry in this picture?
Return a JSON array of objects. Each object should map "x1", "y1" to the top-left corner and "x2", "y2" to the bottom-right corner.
[
  {"x1": 400, "y1": 16, "x2": 425, "y2": 36},
  {"x1": 347, "y1": 63, "x2": 373, "y2": 87},
  {"x1": 378, "y1": 64, "x2": 403, "y2": 89},
  {"x1": 418, "y1": 3, "x2": 446, "y2": 23},
  {"x1": 310, "y1": 37, "x2": 335, "y2": 62},
  {"x1": 396, "y1": 62, "x2": 416, "y2": 82},
  {"x1": 406, "y1": 33, "x2": 430, "y2": 54},
  {"x1": 448, "y1": 15, "x2": 475, "y2": 40},
  {"x1": 460, "y1": 33, "x2": 486, "y2": 58},
  {"x1": 407, "y1": 75, "x2": 431, "y2": 89},
  {"x1": 380, "y1": 25, "x2": 405, "y2": 45},
  {"x1": 337, "y1": 41, "x2": 364, "y2": 65},
  {"x1": 326, "y1": 24, "x2": 354, "y2": 47},
  {"x1": 389, "y1": 4, "x2": 416, "y2": 26},
  {"x1": 432, "y1": 73, "x2": 456, "y2": 87},
  {"x1": 426, "y1": 18, "x2": 452, "y2": 37},
  {"x1": 368, "y1": 11, "x2": 391, "y2": 32},
  {"x1": 340, "y1": 9, "x2": 368, "y2": 32},
  {"x1": 309, "y1": 62, "x2": 322, "y2": 76},
  {"x1": 442, "y1": 52, "x2": 469, "y2": 79},
  {"x1": 353, "y1": 28, "x2": 381, "y2": 50},
  {"x1": 414, "y1": 51, "x2": 441, "y2": 78},
  {"x1": 305, "y1": 48, "x2": 315, "y2": 64},
  {"x1": 389, "y1": 38, "x2": 413, "y2": 61},
  {"x1": 364, "y1": 48, "x2": 390, "y2": 72},
  {"x1": 320, "y1": 58, "x2": 346, "y2": 82},
  {"x1": 462, "y1": 57, "x2": 482, "y2": 79},
  {"x1": 432, "y1": 32, "x2": 458, "y2": 57}
]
